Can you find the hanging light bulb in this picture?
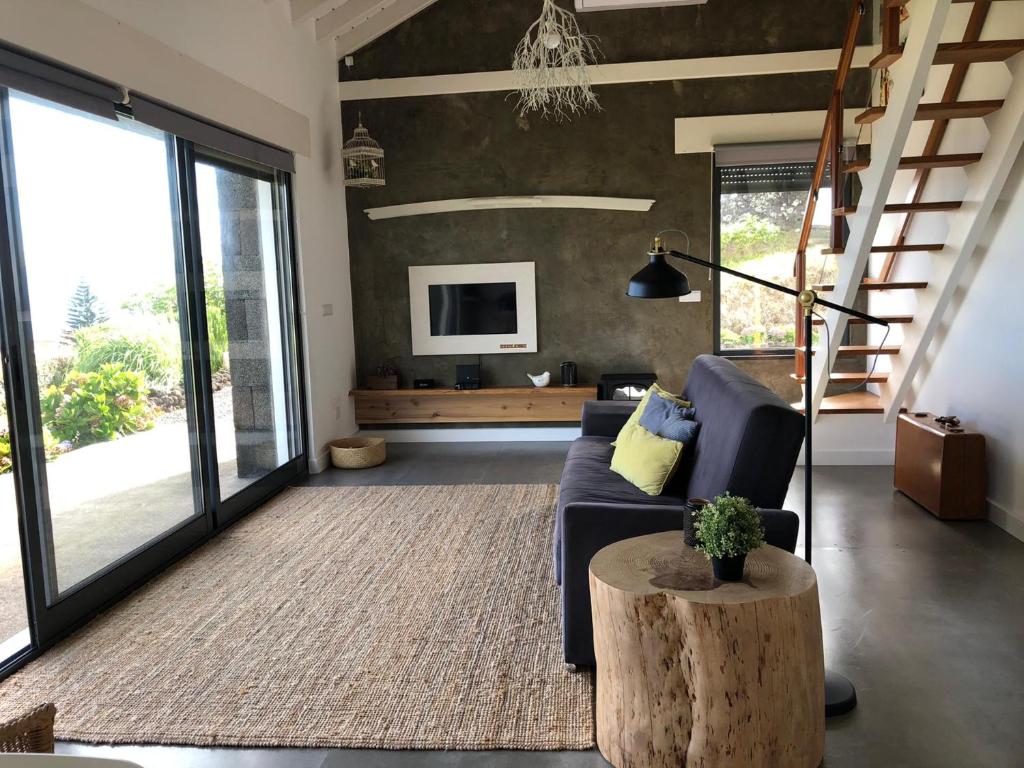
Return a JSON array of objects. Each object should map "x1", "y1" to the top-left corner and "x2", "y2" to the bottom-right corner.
[{"x1": 544, "y1": 30, "x2": 562, "y2": 49}]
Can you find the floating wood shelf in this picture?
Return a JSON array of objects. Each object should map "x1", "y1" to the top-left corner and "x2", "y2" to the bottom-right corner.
[
  {"x1": 833, "y1": 200, "x2": 962, "y2": 216},
  {"x1": 350, "y1": 385, "x2": 597, "y2": 424},
  {"x1": 854, "y1": 99, "x2": 1003, "y2": 125}
]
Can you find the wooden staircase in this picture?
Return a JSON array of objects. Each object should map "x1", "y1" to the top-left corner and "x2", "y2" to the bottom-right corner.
[{"x1": 796, "y1": 0, "x2": 1024, "y2": 419}]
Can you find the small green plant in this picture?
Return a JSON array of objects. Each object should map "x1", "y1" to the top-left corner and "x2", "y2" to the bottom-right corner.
[
  {"x1": 695, "y1": 493, "x2": 765, "y2": 559},
  {"x1": 40, "y1": 364, "x2": 154, "y2": 448}
]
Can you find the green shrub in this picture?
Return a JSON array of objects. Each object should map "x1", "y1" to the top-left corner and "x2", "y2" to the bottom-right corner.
[
  {"x1": 40, "y1": 364, "x2": 154, "y2": 447},
  {"x1": 123, "y1": 271, "x2": 229, "y2": 374},
  {"x1": 695, "y1": 493, "x2": 765, "y2": 559},
  {"x1": 0, "y1": 423, "x2": 64, "y2": 474},
  {"x1": 73, "y1": 322, "x2": 182, "y2": 388},
  {"x1": 37, "y1": 355, "x2": 75, "y2": 389},
  {"x1": 721, "y1": 214, "x2": 790, "y2": 264}
]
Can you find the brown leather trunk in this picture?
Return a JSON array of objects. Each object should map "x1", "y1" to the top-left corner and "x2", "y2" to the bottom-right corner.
[{"x1": 894, "y1": 412, "x2": 986, "y2": 519}]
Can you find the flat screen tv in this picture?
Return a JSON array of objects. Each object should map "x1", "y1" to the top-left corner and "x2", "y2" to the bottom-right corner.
[{"x1": 409, "y1": 262, "x2": 537, "y2": 355}]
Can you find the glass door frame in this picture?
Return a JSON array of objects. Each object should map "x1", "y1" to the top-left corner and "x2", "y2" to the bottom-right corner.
[
  {"x1": 181, "y1": 143, "x2": 307, "y2": 528},
  {"x1": 0, "y1": 92, "x2": 308, "y2": 673}
]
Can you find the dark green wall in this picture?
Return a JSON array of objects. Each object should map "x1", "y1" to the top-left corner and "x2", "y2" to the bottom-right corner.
[{"x1": 342, "y1": 0, "x2": 868, "y2": 397}]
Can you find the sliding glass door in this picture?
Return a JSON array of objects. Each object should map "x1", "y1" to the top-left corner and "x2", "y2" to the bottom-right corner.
[
  {"x1": 0, "y1": 74, "x2": 305, "y2": 670},
  {"x1": 192, "y1": 152, "x2": 302, "y2": 514},
  {"x1": 5, "y1": 93, "x2": 204, "y2": 597}
]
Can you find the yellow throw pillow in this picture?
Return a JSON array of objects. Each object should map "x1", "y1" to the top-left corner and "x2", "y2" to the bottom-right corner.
[{"x1": 610, "y1": 421, "x2": 685, "y2": 496}]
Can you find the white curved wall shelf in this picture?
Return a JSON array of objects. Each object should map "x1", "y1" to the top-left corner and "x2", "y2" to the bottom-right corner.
[{"x1": 364, "y1": 195, "x2": 655, "y2": 220}]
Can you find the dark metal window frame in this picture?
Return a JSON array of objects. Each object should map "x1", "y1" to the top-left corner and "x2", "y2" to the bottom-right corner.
[
  {"x1": 713, "y1": 158, "x2": 847, "y2": 360},
  {"x1": 0, "y1": 70, "x2": 308, "y2": 679}
]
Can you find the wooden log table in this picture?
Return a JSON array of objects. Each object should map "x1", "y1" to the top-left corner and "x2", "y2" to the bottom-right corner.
[{"x1": 589, "y1": 532, "x2": 825, "y2": 768}]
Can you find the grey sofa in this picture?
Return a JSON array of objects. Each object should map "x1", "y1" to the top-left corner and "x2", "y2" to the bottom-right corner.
[{"x1": 554, "y1": 355, "x2": 804, "y2": 665}]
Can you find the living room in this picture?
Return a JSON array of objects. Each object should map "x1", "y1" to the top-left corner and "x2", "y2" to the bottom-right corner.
[{"x1": 0, "y1": 0, "x2": 1022, "y2": 766}]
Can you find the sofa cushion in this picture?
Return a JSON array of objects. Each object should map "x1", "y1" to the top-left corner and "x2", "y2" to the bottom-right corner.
[
  {"x1": 610, "y1": 421, "x2": 685, "y2": 496},
  {"x1": 553, "y1": 436, "x2": 684, "y2": 583}
]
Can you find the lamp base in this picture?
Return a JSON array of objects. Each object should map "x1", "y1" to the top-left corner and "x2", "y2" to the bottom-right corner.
[{"x1": 825, "y1": 669, "x2": 857, "y2": 717}]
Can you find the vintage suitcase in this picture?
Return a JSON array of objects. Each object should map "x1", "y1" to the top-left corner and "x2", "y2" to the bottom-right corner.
[{"x1": 894, "y1": 412, "x2": 986, "y2": 519}]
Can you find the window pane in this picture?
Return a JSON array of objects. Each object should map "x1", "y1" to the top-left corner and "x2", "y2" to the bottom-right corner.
[
  {"x1": 194, "y1": 157, "x2": 299, "y2": 501},
  {"x1": 7, "y1": 93, "x2": 201, "y2": 595},
  {"x1": 718, "y1": 162, "x2": 832, "y2": 352}
]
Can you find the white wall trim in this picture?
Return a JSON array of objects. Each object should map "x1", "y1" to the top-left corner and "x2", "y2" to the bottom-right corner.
[
  {"x1": 365, "y1": 195, "x2": 655, "y2": 220},
  {"x1": 309, "y1": 448, "x2": 332, "y2": 474},
  {"x1": 675, "y1": 109, "x2": 862, "y2": 154},
  {"x1": 338, "y1": 45, "x2": 879, "y2": 101},
  {"x1": 0, "y1": 0, "x2": 311, "y2": 156},
  {"x1": 357, "y1": 427, "x2": 583, "y2": 443},
  {"x1": 987, "y1": 498, "x2": 1024, "y2": 543}
]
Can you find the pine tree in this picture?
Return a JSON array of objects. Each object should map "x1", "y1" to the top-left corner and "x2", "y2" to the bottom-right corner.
[{"x1": 64, "y1": 280, "x2": 108, "y2": 340}]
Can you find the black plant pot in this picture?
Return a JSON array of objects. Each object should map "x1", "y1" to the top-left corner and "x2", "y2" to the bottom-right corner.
[{"x1": 711, "y1": 553, "x2": 747, "y2": 582}]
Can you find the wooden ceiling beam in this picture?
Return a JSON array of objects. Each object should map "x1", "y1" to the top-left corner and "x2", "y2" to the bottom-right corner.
[
  {"x1": 334, "y1": 0, "x2": 439, "y2": 53},
  {"x1": 291, "y1": 0, "x2": 339, "y2": 24},
  {"x1": 315, "y1": 0, "x2": 387, "y2": 42}
]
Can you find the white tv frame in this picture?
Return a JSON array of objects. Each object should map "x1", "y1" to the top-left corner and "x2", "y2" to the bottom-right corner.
[{"x1": 409, "y1": 262, "x2": 537, "y2": 356}]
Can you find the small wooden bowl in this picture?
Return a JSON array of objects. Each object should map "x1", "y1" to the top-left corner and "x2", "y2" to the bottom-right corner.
[{"x1": 329, "y1": 437, "x2": 386, "y2": 469}]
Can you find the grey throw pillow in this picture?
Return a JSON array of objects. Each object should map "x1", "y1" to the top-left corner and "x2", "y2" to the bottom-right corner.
[{"x1": 639, "y1": 393, "x2": 699, "y2": 444}]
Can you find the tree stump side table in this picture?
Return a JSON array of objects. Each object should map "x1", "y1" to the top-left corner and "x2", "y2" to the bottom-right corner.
[{"x1": 589, "y1": 532, "x2": 825, "y2": 768}]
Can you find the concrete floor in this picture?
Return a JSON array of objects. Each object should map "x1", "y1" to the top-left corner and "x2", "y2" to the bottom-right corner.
[{"x1": 58, "y1": 441, "x2": 1024, "y2": 768}]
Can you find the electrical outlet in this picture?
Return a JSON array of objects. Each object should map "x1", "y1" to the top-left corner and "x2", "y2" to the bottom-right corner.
[
  {"x1": 322, "y1": 303, "x2": 334, "y2": 317},
  {"x1": 335, "y1": 405, "x2": 341, "y2": 419},
  {"x1": 678, "y1": 290, "x2": 702, "y2": 303}
]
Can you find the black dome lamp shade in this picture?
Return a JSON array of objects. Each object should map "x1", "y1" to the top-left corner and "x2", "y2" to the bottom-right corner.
[{"x1": 626, "y1": 234, "x2": 693, "y2": 299}]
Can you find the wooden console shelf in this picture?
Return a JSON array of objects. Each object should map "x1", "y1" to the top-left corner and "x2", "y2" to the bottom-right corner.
[{"x1": 350, "y1": 385, "x2": 597, "y2": 424}]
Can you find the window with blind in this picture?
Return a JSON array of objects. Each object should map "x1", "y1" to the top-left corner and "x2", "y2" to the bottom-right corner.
[{"x1": 714, "y1": 156, "x2": 836, "y2": 355}]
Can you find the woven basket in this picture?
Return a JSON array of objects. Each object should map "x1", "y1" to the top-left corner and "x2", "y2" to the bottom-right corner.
[
  {"x1": 329, "y1": 437, "x2": 386, "y2": 469},
  {"x1": 0, "y1": 703, "x2": 56, "y2": 753}
]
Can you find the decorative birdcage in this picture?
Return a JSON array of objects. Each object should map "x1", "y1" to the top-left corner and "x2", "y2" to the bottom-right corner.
[{"x1": 342, "y1": 117, "x2": 385, "y2": 189}]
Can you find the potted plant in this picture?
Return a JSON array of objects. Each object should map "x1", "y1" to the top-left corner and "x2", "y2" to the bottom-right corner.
[{"x1": 694, "y1": 493, "x2": 765, "y2": 582}]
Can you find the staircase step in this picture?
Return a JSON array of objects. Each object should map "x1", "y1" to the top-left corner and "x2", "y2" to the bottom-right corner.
[
  {"x1": 791, "y1": 371, "x2": 890, "y2": 384},
  {"x1": 812, "y1": 315, "x2": 912, "y2": 325},
  {"x1": 855, "y1": 99, "x2": 1004, "y2": 125},
  {"x1": 844, "y1": 152, "x2": 982, "y2": 173},
  {"x1": 822, "y1": 243, "x2": 944, "y2": 255},
  {"x1": 813, "y1": 280, "x2": 928, "y2": 291},
  {"x1": 871, "y1": 39, "x2": 1024, "y2": 69},
  {"x1": 792, "y1": 392, "x2": 886, "y2": 415},
  {"x1": 833, "y1": 200, "x2": 962, "y2": 216},
  {"x1": 834, "y1": 345, "x2": 901, "y2": 357}
]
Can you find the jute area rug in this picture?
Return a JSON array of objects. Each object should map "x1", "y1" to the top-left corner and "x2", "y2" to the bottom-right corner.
[{"x1": 0, "y1": 484, "x2": 595, "y2": 749}]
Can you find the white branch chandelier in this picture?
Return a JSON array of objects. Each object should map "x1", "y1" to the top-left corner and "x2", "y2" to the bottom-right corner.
[{"x1": 512, "y1": 0, "x2": 601, "y2": 122}]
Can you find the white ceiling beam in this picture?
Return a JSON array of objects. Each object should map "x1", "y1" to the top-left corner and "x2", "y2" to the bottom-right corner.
[
  {"x1": 291, "y1": 0, "x2": 339, "y2": 24},
  {"x1": 338, "y1": 45, "x2": 879, "y2": 101},
  {"x1": 334, "y1": 0, "x2": 439, "y2": 55},
  {"x1": 316, "y1": 0, "x2": 388, "y2": 42}
]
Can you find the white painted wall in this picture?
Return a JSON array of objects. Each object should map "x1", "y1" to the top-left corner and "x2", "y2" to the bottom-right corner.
[
  {"x1": 909, "y1": 150, "x2": 1024, "y2": 539},
  {"x1": 9, "y1": 0, "x2": 358, "y2": 471}
]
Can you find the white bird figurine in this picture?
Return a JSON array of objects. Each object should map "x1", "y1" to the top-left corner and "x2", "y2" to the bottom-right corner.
[{"x1": 527, "y1": 371, "x2": 551, "y2": 388}]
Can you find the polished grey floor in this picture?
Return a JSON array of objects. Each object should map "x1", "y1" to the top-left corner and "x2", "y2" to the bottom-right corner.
[{"x1": 59, "y1": 442, "x2": 1024, "y2": 767}]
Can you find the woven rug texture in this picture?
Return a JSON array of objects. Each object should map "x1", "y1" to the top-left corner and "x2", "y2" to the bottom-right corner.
[{"x1": 0, "y1": 484, "x2": 595, "y2": 749}]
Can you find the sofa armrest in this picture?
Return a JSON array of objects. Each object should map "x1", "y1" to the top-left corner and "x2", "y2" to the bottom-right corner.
[
  {"x1": 758, "y1": 508, "x2": 800, "y2": 554},
  {"x1": 561, "y1": 501, "x2": 684, "y2": 665},
  {"x1": 580, "y1": 400, "x2": 637, "y2": 438}
]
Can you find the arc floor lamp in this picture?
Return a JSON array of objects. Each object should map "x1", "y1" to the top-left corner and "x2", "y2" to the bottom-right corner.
[{"x1": 627, "y1": 230, "x2": 890, "y2": 717}]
